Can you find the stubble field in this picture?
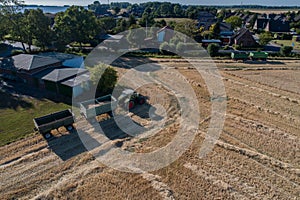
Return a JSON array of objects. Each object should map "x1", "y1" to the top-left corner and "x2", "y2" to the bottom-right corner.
[{"x1": 0, "y1": 58, "x2": 299, "y2": 199}]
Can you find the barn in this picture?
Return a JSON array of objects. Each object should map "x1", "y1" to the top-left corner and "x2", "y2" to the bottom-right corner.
[{"x1": 41, "y1": 68, "x2": 90, "y2": 97}]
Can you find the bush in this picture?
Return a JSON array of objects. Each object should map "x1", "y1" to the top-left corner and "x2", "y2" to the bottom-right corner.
[
  {"x1": 176, "y1": 42, "x2": 185, "y2": 53},
  {"x1": 232, "y1": 44, "x2": 241, "y2": 50},
  {"x1": 280, "y1": 46, "x2": 293, "y2": 57},
  {"x1": 159, "y1": 42, "x2": 170, "y2": 54},
  {"x1": 223, "y1": 45, "x2": 230, "y2": 50},
  {"x1": 88, "y1": 63, "x2": 118, "y2": 96},
  {"x1": 207, "y1": 43, "x2": 219, "y2": 57}
]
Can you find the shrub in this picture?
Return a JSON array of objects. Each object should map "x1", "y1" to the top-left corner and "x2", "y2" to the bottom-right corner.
[
  {"x1": 207, "y1": 43, "x2": 219, "y2": 57},
  {"x1": 88, "y1": 63, "x2": 118, "y2": 96},
  {"x1": 280, "y1": 46, "x2": 293, "y2": 57}
]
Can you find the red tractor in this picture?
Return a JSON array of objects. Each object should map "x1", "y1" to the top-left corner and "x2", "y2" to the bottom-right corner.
[{"x1": 118, "y1": 89, "x2": 146, "y2": 110}]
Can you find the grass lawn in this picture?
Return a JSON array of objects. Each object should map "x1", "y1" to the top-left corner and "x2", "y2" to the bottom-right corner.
[
  {"x1": 155, "y1": 18, "x2": 196, "y2": 24},
  {"x1": 0, "y1": 91, "x2": 70, "y2": 146},
  {"x1": 273, "y1": 40, "x2": 300, "y2": 50}
]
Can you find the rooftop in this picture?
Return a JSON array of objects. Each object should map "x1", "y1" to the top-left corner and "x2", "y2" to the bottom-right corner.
[
  {"x1": 0, "y1": 54, "x2": 61, "y2": 71},
  {"x1": 42, "y1": 68, "x2": 88, "y2": 83}
]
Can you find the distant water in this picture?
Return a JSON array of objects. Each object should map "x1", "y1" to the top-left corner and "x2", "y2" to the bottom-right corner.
[{"x1": 20, "y1": 6, "x2": 88, "y2": 14}]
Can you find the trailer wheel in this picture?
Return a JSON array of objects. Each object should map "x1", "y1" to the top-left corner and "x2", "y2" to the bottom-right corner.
[
  {"x1": 44, "y1": 133, "x2": 52, "y2": 139},
  {"x1": 67, "y1": 125, "x2": 73, "y2": 131}
]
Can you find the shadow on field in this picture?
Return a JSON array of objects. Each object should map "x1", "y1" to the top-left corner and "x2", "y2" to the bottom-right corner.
[{"x1": 46, "y1": 129, "x2": 99, "y2": 161}]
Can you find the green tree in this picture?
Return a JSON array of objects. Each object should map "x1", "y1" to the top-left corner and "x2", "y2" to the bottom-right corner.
[
  {"x1": 126, "y1": 28, "x2": 146, "y2": 48},
  {"x1": 139, "y1": 12, "x2": 155, "y2": 27},
  {"x1": 209, "y1": 22, "x2": 221, "y2": 38},
  {"x1": 98, "y1": 17, "x2": 117, "y2": 33},
  {"x1": 88, "y1": 63, "x2": 118, "y2": 95},
  {"x1": 225, "y1": 16, "x2": 243, "y2": 30},
  {"x1": 112, "y1": 6, "x2": 121, "y2": 15},
  {"x1": 24, "y1": 9, "x2": 53, "y2": 50},
  {"x1": 207, "y1": 43, "x2": 219, "y2": 57},
  {"x1": 54, "y1": 6, "x2": 99, "y2": 49},
  {"x1": 280, "y1": 46, "x2": 293, "y2": 57},
  {"x1": 128, "y1": 14, "x2": 136, "y2": 26},
  {"x1": 259, "y1": 32, "x2": 273, "y2": 46},
  {"x1": 173, "y1": 4, "x2": 183, "y2": 17},
  {"x1": 0, "y1": 13, "x2": 8, "y2": 41}
]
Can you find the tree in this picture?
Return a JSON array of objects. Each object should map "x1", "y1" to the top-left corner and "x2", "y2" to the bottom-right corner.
[
  {"x1": 0, "y1": 13, "x2": 8, "y2": 41},
  {"x1": 128, "y1": 14, "x2": 136, "y2": 26},
  {"x1": 225, "y1": 16, "x2": 242, "y2": 30},
  {"x1": 259, "y1": 32, "x2": 273, "y2": 46},
  {"x1": 24, "y1": 9, "x2": 53, "y2": 50},
  {"x1": 88, "y1": 63, "x2": 118, "y2": 95},
  {"x1": 209, "y1": 22, "x2": 221, "y2": 38},
  {"x1": 112, "y1": 6, "x2": 121, "y2": 15},
  {"x1": 207, "y1": 43, "x2": 219, "y2": 57},
  {"x1": 139, "y1": 12, "x2": 155, "y2": 27},
  {"x1": 280, "y1": 46, "x2": 293, "y2": 57},
  {"x1": 173, "y1": 4, "x2": 183, "y2": 17},
  {"x1": 54, "y1": 6, "x2": 99, "y2": 49},
  {"x1": 127, "y1": 28, "x2": 146, "y2": 48},
  {"x1": 88, "y1": 1, "x2": 108, "y2": 16}
]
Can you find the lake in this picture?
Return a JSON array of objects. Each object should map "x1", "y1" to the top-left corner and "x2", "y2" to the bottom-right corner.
[{"x1": 20, "y1": 5, "x2": 88, "y2": 14}]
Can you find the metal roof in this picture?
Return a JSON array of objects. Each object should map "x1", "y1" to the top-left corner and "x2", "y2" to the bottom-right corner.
[
  {"x1": 42, "y1": 68, "x2": 88, "y2": 83},
  {"x1": 61, "y1": 73, "x2": 90, "y2": 87},
  {"x1": 7, "y1": 54, "x2": 60, "y2": 71}
]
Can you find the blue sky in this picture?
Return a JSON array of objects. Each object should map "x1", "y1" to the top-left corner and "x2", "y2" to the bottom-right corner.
[{"x1": 24, "y1": 0, "x2": 300, "y2": 6}]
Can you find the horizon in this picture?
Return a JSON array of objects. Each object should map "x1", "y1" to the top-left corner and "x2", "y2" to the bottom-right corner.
[{"x1": 23, "y1": 0, "x2": 300, "y2": 7}]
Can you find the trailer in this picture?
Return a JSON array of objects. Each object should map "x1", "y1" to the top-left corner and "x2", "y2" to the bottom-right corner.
[
  {"x1": 33, "y1": 109, "x2": 74, "y2": 138},
  {"x1": 249, "y1": 52, "x2": 268, "y2": 61},
  {"x1": 231, "y1": 52, "x2": 249, "y2": 61},
  {"x1": 79, "y1": 95, "x2": 117, "y2": 120}
]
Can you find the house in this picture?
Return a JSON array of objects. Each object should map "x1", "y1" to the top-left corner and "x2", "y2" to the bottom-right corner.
[
  {"x1": 231, "y1": 28, "x2": 256, "y2": 47},
  {"x1": 157, "y1": 26, "x2": 174, "y2": 43},
  {"x1": 254, "y1": 17, "x2": 269, "y2": 31},
  {"x1": 39, "y1": 52, "x2": 84, "y2": 68},
  {"x1": 198, "y1": 11, "x2": 217, "y2": 30},
  {"x1": 201, "y1": 39, "x2": 221, "y2": 48},
  {"x1": 42, "y1": 68, "x2": 90, "y2": 97},
  {"x1": 220, "y1": 23, "x2": 234, "y2": 45},
  {"x1": 265, "y1": 17, "x2": 290, "y2": 33},
  {"x1": 0, "y1": 54, "x2": 61, "y2": 86}
]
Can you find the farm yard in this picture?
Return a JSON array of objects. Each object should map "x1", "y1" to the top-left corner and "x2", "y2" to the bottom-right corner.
[{"x1": 0, "y1": 57, "x2": 299, "y2": 199}]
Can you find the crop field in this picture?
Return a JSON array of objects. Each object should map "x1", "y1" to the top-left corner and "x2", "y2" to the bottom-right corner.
[{"x1": 0, "y1": 58, "x2": 299, "y2": 199}]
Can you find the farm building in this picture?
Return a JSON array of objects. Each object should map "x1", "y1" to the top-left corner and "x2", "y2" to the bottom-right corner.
[
  {"x1": 157, "y1": 26, "x2": 174, "y2": 43},
  {"x1": 39, "y1": 52, "x2": 84, "y2": 68},
  {"x1": 0, "y1": 54, "x2": 61, "y2": 85},
  {"x1": 41, "y1": 68, "x2": 90, "y2": 97},
  {"x1": 231, "y1": 28, "x2": 257, "y2": 47},
  {"x1": 0, "y1": 53, "x2": 90, "y2": 98}
]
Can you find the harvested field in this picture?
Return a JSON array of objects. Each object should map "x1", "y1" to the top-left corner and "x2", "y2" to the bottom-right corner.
[{"x1": 0, "y1": 58, "x2": 299, "y2": 199}]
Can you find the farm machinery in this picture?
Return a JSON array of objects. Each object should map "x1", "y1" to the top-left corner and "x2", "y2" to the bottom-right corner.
[
  {"x1": 33, "y1": 89, "x2": 147, "y2": 137},
  {"x1": 231, "y1": 51, "x2": 268, "y2": 61}
]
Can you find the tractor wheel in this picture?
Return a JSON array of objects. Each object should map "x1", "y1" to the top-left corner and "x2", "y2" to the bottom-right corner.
[{"x1": 128, "y1": 101, "x2": 135, "y2": 110}]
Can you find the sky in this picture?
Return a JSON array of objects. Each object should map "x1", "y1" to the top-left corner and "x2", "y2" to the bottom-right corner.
[{"x1": 23, "y1": 0, "x2": 300, "y2": 7}]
